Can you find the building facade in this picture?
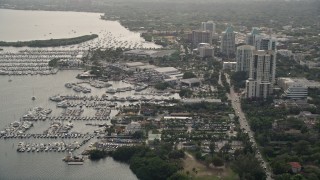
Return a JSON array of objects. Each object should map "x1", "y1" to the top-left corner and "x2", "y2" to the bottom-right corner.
[
  {"x1": 200, "y1": 21, "x2": 216, "y2": 33},
  {"x1": 236, "y1": 45, "x2": 255, "y2": 72},
  {"x1": 220, "y1": 26, "x2": 236, "y2": 57},
  {"x1": 246, "y1": 27, "x2": 260, "y2": 46},
  {"x1": 188, "y1": 30, "x2": 212, "y2": 48},
  {"x1": 254, "y1": 36, "x2": 276, "y2": 51},
  {"x1": 245, "y1": 50, "x2": 276, "y2": 99},
  {"x1": 199, "y1": 45, "x2": 214, "y2": 58}
]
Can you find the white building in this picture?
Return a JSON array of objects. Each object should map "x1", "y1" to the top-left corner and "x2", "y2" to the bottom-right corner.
[
  {"x1": 154, "y1": 67, "x2": 180, "y2": 76},
  {"x1": 220, "y1": 26, "x2": 236, "y2": 57},
  {"x1": 278, "y1": 77, "x2": 320, "y2": 99},
  {"x1": 278, "y1": 50, "x2": 293, "y2": 57},
  {"x1": 254, "y1": 35, "x2": 276, "y2": 51},
  {"x1": 284, "y1": 84, "x2": 308, "y2": 99},
  {"x1": 199, "y1": 45, "x2": 214, "y2": 58},
  {"x1": 188, "y1": 30, "x2": 212, "y2": 47},
  {"x1": 223, "y1": 61, "x2": 237, "y2": 70},
  {"x1": 236, "y1": 45, "x2": 255, "y2": 72},
  {"x1": 245, "y1": 50, "x2": 276, "y2": 99},
  {"x1": 200, "y1": 21, "x2": 216, "y2": 33}
]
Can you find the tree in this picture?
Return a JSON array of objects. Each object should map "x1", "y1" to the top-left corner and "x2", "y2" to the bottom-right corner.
[
  {"x1": 271, "y1": 161, "x2": 290, "y2": 175},
  {"x1": 179, "y1": 89, "x2": 192, "y2": 98},
  {"x1": 155, "y1": 82, "x2": 171, "y2": 90},
  {"x1": 168, "y1": 173, "x2": 189, "y2": 180},
  {"x1": 276, "y1": 173, "x2": 292, "y2": 180},
  {"x1": 48, "y1": 58, "x2": 60, "y2": 67},
  {"x1": 132, "y1": 131, "x2": 144, "y2": 139},
  {"x1": 183, "y1": 72, "x2": 196, "y2": 79},
  {"x1": 231, "y1": 154, "x2": 266, "y2": 180},
  {"x1": 212, "y1": 156, "x2": 224, "y2": 167},
  {"x1": 89, "y1": 149, "x2": 107, "y2": 160}
]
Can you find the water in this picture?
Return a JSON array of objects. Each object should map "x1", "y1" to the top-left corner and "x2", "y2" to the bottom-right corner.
[
  {"x1": 0, "y1": 71, "x2": 138, "y2": 180},
  {"x1": 0, "y1": 9, "x2": 161, "y2": 50},
  {"x1": 0, "y1": 9, "x2": 170, "y2": 179}
]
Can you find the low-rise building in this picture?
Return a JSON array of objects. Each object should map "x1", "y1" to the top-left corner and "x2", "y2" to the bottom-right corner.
[
  {"x1": 125, "y1": 122, "x2": 142, "y2": 134},
  {"x1": 288, "y1": 162, "x2": 302, "y2": 173},
  {"x1": 223, "y1": 61, "x2": 237, "y2": 70},
  {"x1": 199, "y1": 45, "x2": 214, "y2": 58},
  {"x1": 180, "y1": 78, "x2": 201, "y2": 87},
  {"x1": 278, "y1": 77, "x2": 320, "y2": 99}
]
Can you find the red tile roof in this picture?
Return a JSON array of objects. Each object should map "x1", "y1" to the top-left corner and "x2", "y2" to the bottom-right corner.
[{"x1": 289, "y1": 162, "x2": 302, "y2": 168}]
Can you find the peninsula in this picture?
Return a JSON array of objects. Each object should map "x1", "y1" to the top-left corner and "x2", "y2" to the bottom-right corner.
[{"x1": 0, "y1": 34, "x2": 98, "y2": 47}]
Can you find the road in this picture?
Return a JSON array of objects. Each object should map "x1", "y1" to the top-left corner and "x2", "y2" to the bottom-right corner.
[{"x1": 225, "y1": 73, "x2": 273, "y2": 180}]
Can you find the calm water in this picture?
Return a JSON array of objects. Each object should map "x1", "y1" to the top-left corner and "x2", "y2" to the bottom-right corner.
[
  {"x1": 0, "y1": 9, "x2": 160, "y2": 50},
  {"x1": 0, "y1": 71, "x2": 138, "y2": 180}
]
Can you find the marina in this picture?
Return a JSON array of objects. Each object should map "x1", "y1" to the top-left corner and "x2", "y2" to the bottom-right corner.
[
  {"x1": 0, "y1": 50, "x2": 85, "y2": 75},
  {"x1": 0, "y1": 8, "x2": 168, "y2": 180}
]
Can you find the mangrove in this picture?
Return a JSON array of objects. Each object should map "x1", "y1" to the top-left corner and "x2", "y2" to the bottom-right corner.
[{"x1": 0, "y1": 34, "x2": 98, "y2": 47}]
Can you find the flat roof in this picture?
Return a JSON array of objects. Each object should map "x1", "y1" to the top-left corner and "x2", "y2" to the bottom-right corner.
[
  {"x1": 137, "y1": 65, "x2": 157, "y2": 69},
  {"x1": 181, "y1": 78, "x2": 201, "y2": 84},
  {"x1": 155, "y1": 67, "x2": 179, "y2": 73},
  {"x1": 181, "y1": 98, "x2": 222, "y2": 104},
  {"x1": 125, "y1": 62, "x2": 145, "y2": 67}
]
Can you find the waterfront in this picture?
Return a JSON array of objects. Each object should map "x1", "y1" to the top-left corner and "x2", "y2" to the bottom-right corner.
[
  {"x1": 0, "y1": 9, "x2": 161, "y2": 50},
  {"x1": 0, "y1": 8, "x2": 166, "y2": 180},
  {"x1": 0, "y1": 71, "x2": 138, "y2": 180}
]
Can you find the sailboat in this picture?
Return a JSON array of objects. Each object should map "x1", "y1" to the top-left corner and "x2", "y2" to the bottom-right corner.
[
  {"x1": 8, "y1": 76, "x2": 12, "y2": 82},
  {"x1": 31, "y1": 89, "x2": 36, "y2": 101}
]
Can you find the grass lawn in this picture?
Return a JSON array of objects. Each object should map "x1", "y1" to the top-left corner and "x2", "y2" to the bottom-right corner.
[{"x1": 182, "y1": 152, "x2": 239, "y2": 180}]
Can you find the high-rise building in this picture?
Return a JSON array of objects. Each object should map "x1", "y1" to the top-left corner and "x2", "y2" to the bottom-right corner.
[
  {"x1": 188, "y1": 30, "x2": 212, "y2": 48},
  {"x1": 220, "y1": 26, "x2": 236, "y2": 57},
  {"x1": 236, "y1": 45, "x2": 255, "y2": 72},
  {"x1": 254, "y1": 36, "x2": 276, "y2": 51},
  {"x1": 201, "y1": 21, "x2": 216, "y2": 33},
  {"x1": 245, "y1": 50, "x2": 276, "y2": 99},
  {"x1": 246, "y1": 27, "x2": 260, "y2": 46},
  {"x1": 246, "y1": 27, "x2": 276, "y2": 51}
]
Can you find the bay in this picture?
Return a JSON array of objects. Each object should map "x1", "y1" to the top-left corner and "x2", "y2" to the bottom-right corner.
[{"x1": 0, "y1": 9, "x2": 160, "y2": 50}]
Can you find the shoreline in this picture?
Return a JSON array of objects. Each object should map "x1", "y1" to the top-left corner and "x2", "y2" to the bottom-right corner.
[{"x1": 0, "y1": 34, "x2": 98, "y2": 48}]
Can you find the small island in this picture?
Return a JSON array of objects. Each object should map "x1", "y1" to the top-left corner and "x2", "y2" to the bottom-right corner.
[{"x1": 0, "y1": 34, "x2": 98, "y2": 47}]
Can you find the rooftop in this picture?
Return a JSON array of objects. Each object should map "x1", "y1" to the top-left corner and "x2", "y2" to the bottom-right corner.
[
  {"x1": 180, "y1": 78, "x2": 201, "y2": 84},
  {"x1": 289, "y1": 162, "x2": 302, "y2": 168},
  {"x1": 155, "y1": 67, "x2": 179, "y2": 73},
  {"x1": 251, "y1": 27, "x2": 260, "y2": 35},
  {"x1": 125, "y1": 62, "x2": 145, "y2": 67},
  {"x1": 225, "y1": 26, "x2": 234, "y2": 33}
]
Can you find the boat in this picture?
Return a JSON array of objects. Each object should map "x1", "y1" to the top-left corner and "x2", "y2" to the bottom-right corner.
[
  {"x1": 31, "y1": 89, "x2": 36, "y2": 101},
  {"x1": 135, "y1": 84, "x2": 148, "y2": 92},
  {"x1": 82, "y1": 88, "x2": 91, "y2": 93},
  {"x1": 65, "y1": 83, "x2": 73, "y2": 88},
  {"x1": 67, "y1": 162, "x2": 84, "y2": 165},
  {"x1": 73, "y1": 86, "x2": 83, "y2": 92},
  {"x1": 50, "y1": 95, "x2": 63, "y2": 102},
  {"x1": 106, "y1": 88, "x2": 116, "y2": 94}
]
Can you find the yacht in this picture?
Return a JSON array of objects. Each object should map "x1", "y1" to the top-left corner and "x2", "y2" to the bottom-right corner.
[
  {"x1": 65, "y1": 83, "x2": 73, "y2": 88},
  {"x1": 106, "y1": 88, "x2": 116, "y2": 94}
]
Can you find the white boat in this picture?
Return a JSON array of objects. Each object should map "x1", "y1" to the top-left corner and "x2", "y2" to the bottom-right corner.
[
  {"x1": 106, "y1": 88, "x2": 116, "y2": 94},
  {"x1": 67, "y1": 162, "x2": 84, "y2": 165}
]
